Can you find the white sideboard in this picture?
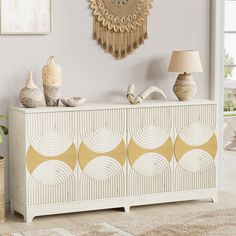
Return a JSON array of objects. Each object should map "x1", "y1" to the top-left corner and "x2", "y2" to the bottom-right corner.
[{"x1": 9, "y1": 101, "x2": 218, "y2": 222}]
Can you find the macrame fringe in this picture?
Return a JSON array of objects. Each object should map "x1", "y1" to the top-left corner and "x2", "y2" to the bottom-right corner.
[{"x1": 93, "y1": 16, "x2": 148, "y2": 59}]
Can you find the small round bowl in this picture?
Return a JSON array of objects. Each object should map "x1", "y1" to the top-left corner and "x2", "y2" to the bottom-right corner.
[{"x1": 61, "y1": 97, "x2": 87, "y2": 107}]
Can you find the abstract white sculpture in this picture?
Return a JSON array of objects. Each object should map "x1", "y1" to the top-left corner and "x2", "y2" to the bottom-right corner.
[{"x1": 127, "y1": 84, "x2": 168, "y2": 105}]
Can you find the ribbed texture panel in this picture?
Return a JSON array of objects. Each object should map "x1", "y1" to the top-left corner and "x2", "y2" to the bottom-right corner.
[
  {"x1": 28, "y1": 166, "x2": 76, "y2": 205},
  {"x1": 174, "y1": 163, "x2": 216, "y2": 191},
  {"x1": 26, "y1": 112, "x2": 77, "y2": 206},
  {"x1": 27, "y1": 112, "x2": 76, "y2": 156},
  {"x1": 78, "y1": 109, "x2": 126, "y2": 200},
  {"x1": 174, "y1": 105, "x2": 216, "y2": 130},
  {"x1": 128, "y1": 107, "x2": 172, "y2": 144},
  {"x1": 23, "y1": 104, "x2": 217, "y2": 207},
  {"x1": 173, "y1": 104, "x2": 217, "y2": 191},
  {"x1": 128, "y1": 107, "x2": 172, "y2": 195},
  {"x1": 174, "y1": 105, "x2": 216, "y2": 146},
  {"x1": 79, "y1": 172, "x2": 125, "y2": 200},
  {"x1": 128, "y1": 167, "x2": 172, "y2": 196}
]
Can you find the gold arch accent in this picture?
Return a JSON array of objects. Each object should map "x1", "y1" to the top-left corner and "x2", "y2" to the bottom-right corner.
[
  {"x1": 27, "y1": 144, "x2": 78, "y2": 174},
  {"x1": 78, "y1": 140, "x2": 126, "y2": 170},
  {"x1": 174, "y1": 134, "x2": 218, "y2": 161},
  {"x1": 128, "y1": 137, "x2": 174, "y2": 166}
]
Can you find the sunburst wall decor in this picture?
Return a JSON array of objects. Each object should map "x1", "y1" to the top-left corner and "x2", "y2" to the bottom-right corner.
[{"x1": 90, "y1": 0, "x2": 153, "y2": 59}]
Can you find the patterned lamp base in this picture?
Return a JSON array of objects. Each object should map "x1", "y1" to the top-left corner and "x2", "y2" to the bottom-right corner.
[{"x1": 173, "y1": 74, "x2": 197, "y2": 101}]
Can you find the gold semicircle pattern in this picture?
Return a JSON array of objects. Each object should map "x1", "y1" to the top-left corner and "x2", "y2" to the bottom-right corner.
[
  {"x1": 79, "y1": 140, "x2": 126, "y2": 170},
  {"x1": 128, "y1": 137, "x2": 174, "y2": 166},
  {"x1": 27, "y1": 144, "x2": 78, "y2": 174},
  {"x1": 174, "y1": 134, "x2": 218, "y2": 162}
]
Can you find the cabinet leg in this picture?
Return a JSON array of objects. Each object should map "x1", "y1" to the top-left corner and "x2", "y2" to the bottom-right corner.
[
  {"x1": 10, "y1": 204, "x2": 15, "y2": 216},
  {"x1": 24, "y1": 214, "x2": 34, "y2": 223},
  {"x1": 212, "y1": 196, "x2": 218, "y2": 203},
  {"x1": 124, "y1": 206, "x2": 130, "y2": 213},
  {"x1": 211, "y1": 192, "x2": 218, "y2": 203}
]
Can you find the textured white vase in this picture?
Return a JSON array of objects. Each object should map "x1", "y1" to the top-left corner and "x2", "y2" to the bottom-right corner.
[
  {"x1": 42, "y1": 56, "x2": 62, "y2": 107},
  {"x1": 173, "y1": 74, "x2": 197, "y2": 101},
  {"x1": 19, "y1": 71, "x2": 44, "y2": 108}
]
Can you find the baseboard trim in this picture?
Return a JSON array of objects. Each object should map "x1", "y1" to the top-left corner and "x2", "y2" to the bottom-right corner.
[{"x1": 12, "y1": 188, "x2": 218, "y2": 223}]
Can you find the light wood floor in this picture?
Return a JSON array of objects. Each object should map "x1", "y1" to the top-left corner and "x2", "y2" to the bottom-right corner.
[{"x1": 0, "y1": 151, "x2": 235, "y2": 234}]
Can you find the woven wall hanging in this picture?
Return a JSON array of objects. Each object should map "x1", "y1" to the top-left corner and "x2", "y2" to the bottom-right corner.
[{"x1": 91, "y1": 0, "x2": 153, "y2": 59}]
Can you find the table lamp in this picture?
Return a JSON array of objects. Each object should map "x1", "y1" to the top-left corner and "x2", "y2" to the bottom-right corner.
[{"x1": 168, "y1": 50, "x2": 203, "y2": 101}]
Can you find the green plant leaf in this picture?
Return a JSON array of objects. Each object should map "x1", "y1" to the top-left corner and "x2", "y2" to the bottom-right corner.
[
  {"x1": 0, "y1": 115, "x2": 7, "y2": 120},
  {"x1": 0, "y1": 126, "x2": 8, "y2": 135}
]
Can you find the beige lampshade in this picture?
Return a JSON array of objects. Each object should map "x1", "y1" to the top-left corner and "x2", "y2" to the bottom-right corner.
[{"x1": 168, "y1": 50, "x2": 203, "y2": 73}]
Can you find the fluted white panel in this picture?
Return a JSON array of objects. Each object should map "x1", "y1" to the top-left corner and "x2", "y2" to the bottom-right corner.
[
  {"x1": 79, "y1": 109, "x2": 125, "y2": 153},
  {"x1": 133, "y1": 126, "x2": 169, "y2": 149},
  {"x1": 128, "y1": 107, "x2": 172, "y2": 142},
  {"x1": 128, "y1": 107, "x2": 172, "y2": 195},
  {"x1": 179, "y1": 150, "x2": 214, "y2": 173},
  {"x1": 173, "y1": 104, "x2": 217, "y2": 191},
  {"x1": 27, "y1": 112, "x2": 76, "y2": 157},
  {"x1": 128, "y1": 167, "x2": 171, "y2": 196},
  {"x1": 174, "y1": 105, "x2": 216, "y2": 146},
  {"x1": 28, "y1": 161, "x2": 76, "y2": 206},
  {"x1": 78, "y1": 109, "x2": 126, "y2": 201},
  {"x1": 179, "y1": 122, "x2": 214, "y2": 146},
  {"x1": 174, "y1": 163, "x2": 216, "y2": 191},
  {"x1": 31, "y1": 161, "x2": 73, "y2": 185},
  {"x1": 83, "y1": 157, "x2": 123, "y2": 181},
  {"x1": 80, "y1": 171, "x2": 125, "y2": 200},
  {"x1": 83, "y1": 129, "x2": 121, "y2": 153},
  {"x1": 132, "y1": 153, "x2": 169, "y2": 177}
]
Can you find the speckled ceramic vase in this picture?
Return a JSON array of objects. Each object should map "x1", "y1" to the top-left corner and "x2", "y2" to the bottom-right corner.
[
  {"x1": 42, "y1": 56, "x2": 62, "y2": 107},
  {"x1": 173, "y1": 74, "x2": 197, "y2": 101},
  {"x1": 19, "y1": 71, "x2": 45, "y2": 108}
]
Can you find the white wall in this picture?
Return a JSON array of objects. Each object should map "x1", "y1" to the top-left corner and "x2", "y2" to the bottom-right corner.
[{"x1": 0, "y1": 0, "x2": 210, "y2": 202}]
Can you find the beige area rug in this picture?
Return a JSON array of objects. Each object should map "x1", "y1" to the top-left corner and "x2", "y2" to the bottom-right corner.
[{"x1": 2, "y1": 208, "x2": 236, "y2": 236}]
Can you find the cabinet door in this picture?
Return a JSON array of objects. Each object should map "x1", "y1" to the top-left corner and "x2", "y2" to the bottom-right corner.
[
  {"x1": 78, "y1": 109, "x2": 126, "y2": 200},
  {"x1": 127, "y1": 107, "x2": 173, "y2": 196},
  {"x1": 26, "y1": 112, "x2": 77, "y2": 205},
  {"x1": 173, "y1": 104, "x2": 218, "y2": 191}
]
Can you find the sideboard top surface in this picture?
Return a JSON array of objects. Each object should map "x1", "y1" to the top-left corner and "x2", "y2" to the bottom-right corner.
[{"x1": 9, "y1": 100, "x2": 217, "y2": 114}]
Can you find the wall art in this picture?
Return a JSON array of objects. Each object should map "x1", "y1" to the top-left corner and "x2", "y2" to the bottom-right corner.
[
  {"x1": 91, "y1": 0, "x2": 153, "y2": 59},
  {"x1": 0, "y1": 0, "x2": 52, "y2": 34}
]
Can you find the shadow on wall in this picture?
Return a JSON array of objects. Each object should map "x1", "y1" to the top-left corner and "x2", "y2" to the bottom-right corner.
[
  {"x1": 130, "y1": 58, "x2": 174, "y2": 100},
  {"x1": 2, "y1": 73, "x2": 25, "y2": 111},
  {"x1": 102, "y1": 58, "x2": 175, "y2": 102},
  {"x1": 102, "y1": 91, "x2": 126, "y2": 103}
]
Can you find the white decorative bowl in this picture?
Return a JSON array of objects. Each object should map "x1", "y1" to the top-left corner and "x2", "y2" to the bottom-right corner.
[{"x1": 61, "y1": 97, "x2": 87, "y2": 107}]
